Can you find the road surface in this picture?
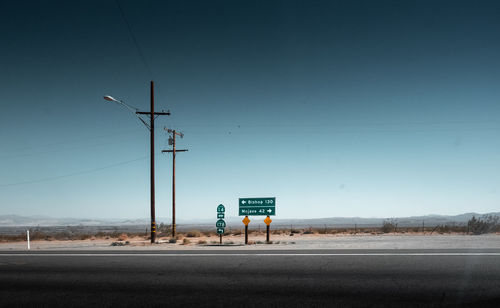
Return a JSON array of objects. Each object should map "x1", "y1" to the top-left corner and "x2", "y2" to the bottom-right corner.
[{"x1": 1, "y1": 249, "x2": 499, "y2": 307}]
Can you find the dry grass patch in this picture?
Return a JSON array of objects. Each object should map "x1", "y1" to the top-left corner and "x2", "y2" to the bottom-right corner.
[{"x1": 186, "y1": 230, "x2": 202, "y2": 237}]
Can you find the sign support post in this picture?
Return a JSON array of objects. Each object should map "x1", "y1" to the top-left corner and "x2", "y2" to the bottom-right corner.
[
  {"x1": 264, "y1": 216, "x2": 272, "y2": 243},
  {"x1": 242, "y1": 216, "x2": 250, "y2": 244},
  {"x1": 245, "y1": 224, "x2": 248, "y2": 244}
]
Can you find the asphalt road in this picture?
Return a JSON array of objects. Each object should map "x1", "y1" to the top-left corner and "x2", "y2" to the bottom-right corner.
[{"x1": 1, "y1": 249, "x2": 499, "y2": 307}]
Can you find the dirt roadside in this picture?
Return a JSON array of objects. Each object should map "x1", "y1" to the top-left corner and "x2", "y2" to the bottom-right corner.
[{"x1": 1, "y1": 233, "x2": 499, "y2": 250}]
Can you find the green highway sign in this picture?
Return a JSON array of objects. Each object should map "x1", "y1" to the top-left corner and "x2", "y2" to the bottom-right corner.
[
  {"x1": 216, "y1": 204, "x2": 226, "y2": 241},
  {"x1": 216, "y1": 219, "x2": 226, "y2": 228},
  {"x1": 217, "y1": 204, "x2": 225, "y2": 213},
  {"x1": 239, "y1": 197, "x2": 276, "y2": 216}
]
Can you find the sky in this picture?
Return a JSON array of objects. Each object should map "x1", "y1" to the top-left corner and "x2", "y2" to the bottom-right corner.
[{"x1": 1, "y1": 0, "x2": 499, "y2": 220}]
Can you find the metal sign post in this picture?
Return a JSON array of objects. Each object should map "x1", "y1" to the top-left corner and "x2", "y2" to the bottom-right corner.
[
  {"x1": 264, "y1": 216, "x2": 272, "y2": 243},
  {"x1": 242, "y1": 216, "x2": 250, "y2": 244}
]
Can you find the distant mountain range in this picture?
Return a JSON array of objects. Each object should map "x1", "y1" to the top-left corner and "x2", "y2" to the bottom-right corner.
[{"x1": 1, "y1": 212, "x2": 499, "y2": 228}]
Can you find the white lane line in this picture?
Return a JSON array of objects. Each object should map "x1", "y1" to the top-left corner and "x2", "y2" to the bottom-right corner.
[{"x1": 1, "y1": 253, "x2": 500, "y2": 257}]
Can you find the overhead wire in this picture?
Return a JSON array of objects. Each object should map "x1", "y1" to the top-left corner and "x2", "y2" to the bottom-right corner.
[
  {"x1": 4, "y1": 129, "x2": 140, "y2": 153},
  {"x1": 0, "y1": 156, "x2": 148, "y2": 188},
  {"x1": 115, "y1": 0, "x2": 153, "y2": 78}
]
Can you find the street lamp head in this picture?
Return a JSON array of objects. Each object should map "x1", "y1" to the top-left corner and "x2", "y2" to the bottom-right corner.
[{"x1": 103, "y1": 95, "x2": 118, "y2": 103}]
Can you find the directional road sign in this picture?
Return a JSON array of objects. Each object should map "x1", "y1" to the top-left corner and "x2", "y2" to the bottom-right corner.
[
  {"x1": 217, "y1": 228, "x2": 224, "y2": 234},
  {"x1": 239, "y1": 197, "x2": 275, "y2": 216},
  {"x1": 217, "y1": 213, "x2": 225, "y2": 219}
]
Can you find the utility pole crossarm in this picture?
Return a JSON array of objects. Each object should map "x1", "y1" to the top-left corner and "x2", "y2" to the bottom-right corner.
[
  {"x1": 136, "y1": 111, "x2": 171, "y2": 115},
  {"x1": 162, "y1": 149, "x2": 188, "y2": 153}
]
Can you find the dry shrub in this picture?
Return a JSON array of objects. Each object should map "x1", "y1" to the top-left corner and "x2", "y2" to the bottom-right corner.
[
  {"x1": 168, "y1": 238, "x2": 177, "y2": 243},
  {"x1": 0, "y1": 234, "x2": 25, "y2": 242},
  {"x1": 186, "y1": 230, "x2": 201, "y2": 237},
  {"x1": 197, "y1": 240, "x2": 207, "y2": 245},
  {"x1": 317, "y1": 228, "x2": 330, "y2": 234},
  {"x1": 117, "y1": 233, "x2": 128, "y2": 241},
  {"x1": 182, "y1": 238, "x2": 191, "y2": 245},
  {"x1": 468, "y1": 215, "x2": 499, "y2": 235},
  {"x1": 381, "y1": 220, "x2": 397, "y2": 233},
  {"x1": 202, "y1": 231, "x2": 213, "y2": 237}
]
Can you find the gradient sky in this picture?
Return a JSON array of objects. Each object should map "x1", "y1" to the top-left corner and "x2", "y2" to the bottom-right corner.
[{"x1": 1, "y1": 0, "x2": 499, "y2": 220}]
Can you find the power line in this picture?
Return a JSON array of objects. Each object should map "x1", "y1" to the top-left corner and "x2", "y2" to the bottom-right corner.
[
  {"x1": 0, "y1": 138, "x2": 134, "y2": 159},
  {"x1": 0, "y1": 156, "x2": 148, "y2": 188},
  {"x1": 4, "y1": 129, "x2": 139, "y2": 153},
  {"x1": 115, "y1": 0, "x2": 153, "y2": 77},
  {"x1": 172, "y1": 119, "x2": 500, "y2": 128}
]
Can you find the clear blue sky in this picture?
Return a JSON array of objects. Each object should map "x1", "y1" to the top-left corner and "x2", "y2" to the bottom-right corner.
[{"x1": 1, "y1": 0, "x2": 499, "y2": 220}]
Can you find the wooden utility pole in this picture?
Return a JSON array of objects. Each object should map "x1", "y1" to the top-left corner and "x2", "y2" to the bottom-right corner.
[
  {"x1": 105, "y1": 81, "x2": 170, "y2": 244},
  {"x1": 162, "y1": 129, "x2": 188, "y2": 237},
  {"x1": 134, "y1": 81, "x2": 171, "y2": 243}
]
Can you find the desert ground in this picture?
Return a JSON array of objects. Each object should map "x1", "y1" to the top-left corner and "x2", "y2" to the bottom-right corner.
[{"x1": 1, "y1": 233, "x2": 499, "y2": 250}]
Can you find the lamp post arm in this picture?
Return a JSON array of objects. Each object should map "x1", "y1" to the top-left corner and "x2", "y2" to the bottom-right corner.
[{"x1": 115, "y1": 100, "x2": 151, "y2": 130}]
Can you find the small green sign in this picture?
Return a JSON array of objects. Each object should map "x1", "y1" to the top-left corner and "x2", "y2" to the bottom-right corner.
[
  {"x1": 217, "y1": 204, "x2": 225, "y2": 213},
  {"x1": 239, "y1": 197, "x2": 276, "y2": 216},
  {"x1": 216, "y1": 219, "x2": 226, "y2": 228},
  {"x1": 217, "y1": 228, "x2": 224, "y2": 234},
  {"x1": 217, "y1": 213, "x2": 225, "y2": 219}
]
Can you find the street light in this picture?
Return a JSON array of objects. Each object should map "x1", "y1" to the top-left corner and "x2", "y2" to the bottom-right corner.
[
  {"x1": 103, "y1": 95, "x2": 118, "y2": 102},
  {"x1": 103, "y1": 81, "x2": 170, "y2": 243},
  {"x1": 103, "y1": 95, "x2": 151, "y2": 128}
]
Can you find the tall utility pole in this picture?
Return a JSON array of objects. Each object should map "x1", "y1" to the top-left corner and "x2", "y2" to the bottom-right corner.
[
  {"x1": 104, "y1": 80, "x2": 170, "y2": 244},
  {"x1": 162, "y1": 129, "x2": 188, "y2": 237}
]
